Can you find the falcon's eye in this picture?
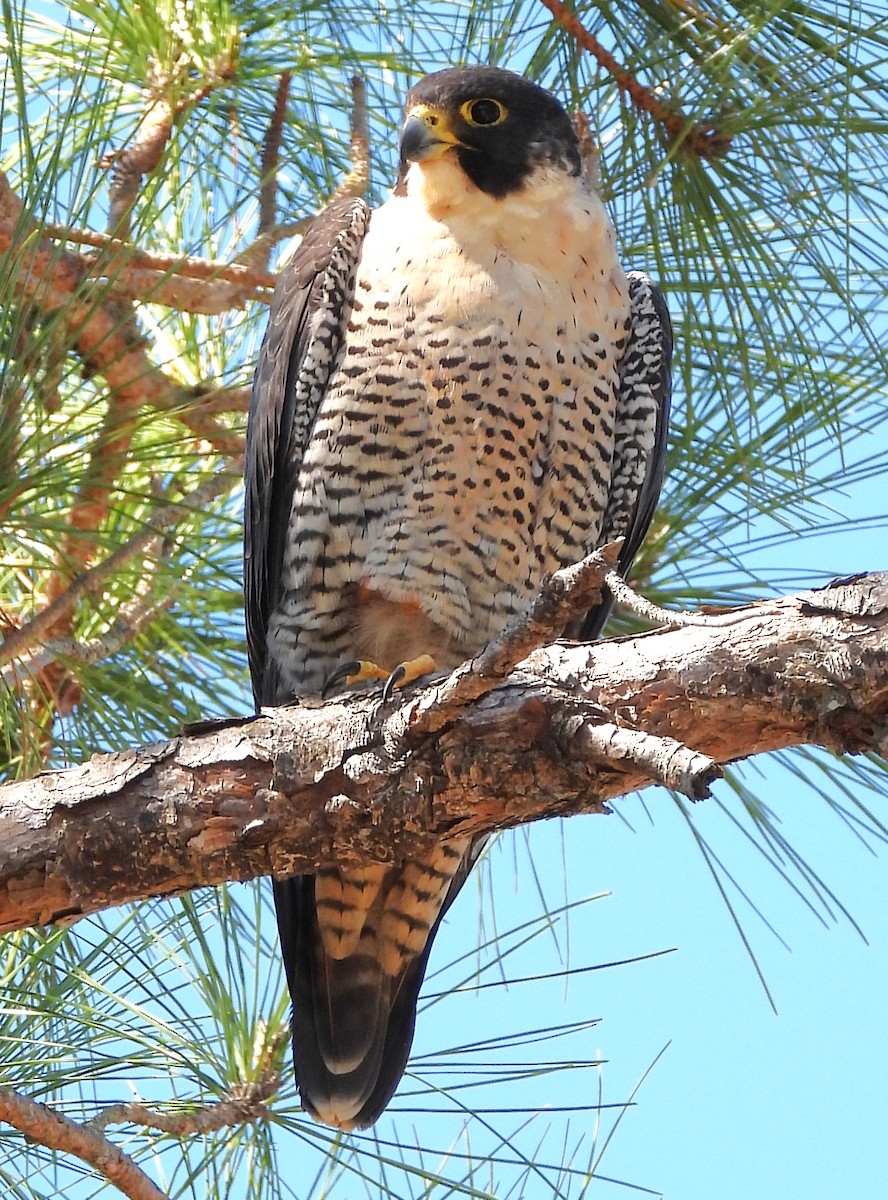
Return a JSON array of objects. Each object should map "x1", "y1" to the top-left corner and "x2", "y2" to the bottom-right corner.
[{"x1": 460, "y1": 98, "x2": 507, "y2": 127}]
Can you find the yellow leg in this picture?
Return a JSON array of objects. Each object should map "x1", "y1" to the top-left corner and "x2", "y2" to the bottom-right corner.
[
  {"x1": 322, "y1": 660, "x2": 390, "y2": 699},
  {"x1": 322, "y1": 654, "x2": 437, "y2": 701}
]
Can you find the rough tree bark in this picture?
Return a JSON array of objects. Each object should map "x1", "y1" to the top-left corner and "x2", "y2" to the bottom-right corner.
[{"x1": 1, "y1": 572, "x2": 886, "y2": 935}]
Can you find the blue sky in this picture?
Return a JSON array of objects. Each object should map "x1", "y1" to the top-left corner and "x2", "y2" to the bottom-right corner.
[
  {"x1": 519, "y1": 776, "x2": 888, "y2": 1198},
  {"x1": 369, "y1": 688, "x2": 888, "y2": 1196}
]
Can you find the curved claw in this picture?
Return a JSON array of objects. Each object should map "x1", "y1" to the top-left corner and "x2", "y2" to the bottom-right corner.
[
  {"x1": 322, "y1": 661, "x2": 362, "y2": 699},
  {"x1": 382, "y1": 654, "x2": 438, "y2": 703},
  {"x1": 381, "y1": 664, "x2": 407, "y2": 704},
  {"x1": 322, "y1": 660, "x2": 371, "y2": 699}
]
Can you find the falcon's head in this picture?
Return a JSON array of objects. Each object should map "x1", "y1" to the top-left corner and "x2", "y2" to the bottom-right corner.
[{"x1": 397, "y1": 66, "x2": 582, "y2": 199}]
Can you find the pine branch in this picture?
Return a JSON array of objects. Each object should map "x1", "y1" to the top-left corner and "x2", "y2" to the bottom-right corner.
[
  {"x1": 258, "y1": 71, "x2": 292, "y2": 248},
  {"x1": 102, "y1": 50, "x2": 237, "y2": 237},
  {"x1": 240, "y1": 74, "x2": 371, "y2": 271},
  {"x1": 329, "y1": 76, "x2": 371, "y2": 204},
  {"x1": 0, "y1": 1088, "x2": 169, "y2": 1200},
  {"x1": 0, "y1": 214, "x2": 184, "y2": 409},
  {"x1": 1, "y1": 573, "x2": 885, "y2": 934},
  {"x1": 538, "y1": 0, "x2": 733, "y2": 158},
  {"x1": 2, "y1": 564, "x2": 175, "y2": 691},
  {"x1": 1, "y1": 209, "x2": 273, "y2": 318},
  {"x1": 88, "y1": 1071, "x2": 281, "y2": 1136},
  {"x1": 1, "y1": 166, "x2": 248, "y2": 735}
]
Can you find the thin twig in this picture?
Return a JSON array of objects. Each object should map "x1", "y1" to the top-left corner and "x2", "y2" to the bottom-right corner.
[
  {"x1": 164, "y1": 388, "x2": 248, "y2": 455},
  {"x1": 330, "y1": 76, "x2": 371, "y2": 202},
  {"x1": 259, "y1": 71, "x2": 292, "y2": 244},
  {"x1": 538, "y1": 0, "x2": 733, "y2": 158},
  {"x1": 42, "y1": 226, "x2": 276, "y2": 289},
  {"x1": 604, "y1": 570, "x2": 757, "y2": 628},
  {"x1": 0, "y1": 1087, "x2": 168, "y2": 1200},
  {"x1": 146, "y1": 384, "x2": 250, "y2": 454},
  {"x1": 174, "y1": 384, "x2": 250, "y2": 416},
  {"x1": 85, "y1": 266, "x2": 271, "y2": 314},
  {"x1": 1, "y1": 185, "x2": 272, "y2": 379},
  {"x1": 237, "y1": 218, "x2": 314, "y2": 270},
  {"x1": 89, "y1": 1073, "x2": 280, "y2": 1136}
]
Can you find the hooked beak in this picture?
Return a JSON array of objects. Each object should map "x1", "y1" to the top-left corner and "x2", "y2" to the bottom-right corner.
[{"x1": 398, "y1": 103, "x2": 464, "y2": 168}]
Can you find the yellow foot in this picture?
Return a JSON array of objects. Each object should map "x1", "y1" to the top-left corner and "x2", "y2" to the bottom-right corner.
[
  {"x1": 321, "y1": 654, "x2": 437, "y2": 701},
  {"x1": 381, "y1": 653, "x2": 437, "y2": 702},
  {"x1": 321, "y1": 660, "x2": 390, "y2": 699}
]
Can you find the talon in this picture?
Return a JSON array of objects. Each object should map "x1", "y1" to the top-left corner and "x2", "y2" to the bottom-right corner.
[
  {"x1": 381, "y1": 653, "x2": 437, "y2": 702},
  {"x1": 382, "y1": 664, "x2": 406, "y2": 703},
  {"x1": 322, "y1": 660, "x2": 389, "y2": 699}
]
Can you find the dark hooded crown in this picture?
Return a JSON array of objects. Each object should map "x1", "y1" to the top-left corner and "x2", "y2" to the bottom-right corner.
[{"x1": 398, "y1": 66, "x2": 582, "y2": 198}]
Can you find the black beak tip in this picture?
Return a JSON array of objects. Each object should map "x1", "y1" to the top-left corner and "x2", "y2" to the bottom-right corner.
[{"x1": 398, "y1": 114, "x2": 441, "y2": 166}]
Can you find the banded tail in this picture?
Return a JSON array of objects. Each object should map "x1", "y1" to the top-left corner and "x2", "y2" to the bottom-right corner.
[{"x1": 273, "y1": 838, "x2": 480, "y2": 1128}]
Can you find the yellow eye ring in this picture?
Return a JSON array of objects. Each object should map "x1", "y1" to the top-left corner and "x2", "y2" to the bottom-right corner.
[{"x1": 460, "y1": 97, "x2": 507, "y2": 127}]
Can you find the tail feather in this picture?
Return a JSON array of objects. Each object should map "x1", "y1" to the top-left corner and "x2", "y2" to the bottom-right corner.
[
  {"x1": 274, "y1": 837, "x2": 484, "y2": 1129},
  {"x1": 315, "y1": 862, "x2": 387, "y2": 959},
  {"x1": 314, "y1": 944, "x2": 390, "y2": 1074}
]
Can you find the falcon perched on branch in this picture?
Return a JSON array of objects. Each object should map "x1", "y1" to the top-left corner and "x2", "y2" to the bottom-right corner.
[{"x1": 244, "y1": 66, "x2": 671, "y2": 1130}]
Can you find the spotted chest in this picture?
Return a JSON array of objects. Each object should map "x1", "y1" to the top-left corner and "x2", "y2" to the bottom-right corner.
[{"x1": 269, "y1": 165, "x2": 630, "y2": 693}]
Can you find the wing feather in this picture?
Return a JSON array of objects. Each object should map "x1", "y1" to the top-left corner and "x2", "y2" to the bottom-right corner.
[
  {"x1": 578, "y1": 271, "x2": 672, "y2": 639},
  {"x1": 244, "y1": 197, "x2": 371, "y2": 705}
]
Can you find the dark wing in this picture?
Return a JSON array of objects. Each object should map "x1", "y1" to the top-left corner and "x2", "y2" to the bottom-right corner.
[
  {"x1": 577, "y1": 271, "x2": 672, "y2": 640},
  {"x1": 244, "y1": 196, "x2": 371, "y2": 706}
]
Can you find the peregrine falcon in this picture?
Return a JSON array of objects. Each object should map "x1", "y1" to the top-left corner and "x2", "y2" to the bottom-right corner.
[{"x1": 244, "y1": 66, "x2": 671, "y2": 1130}]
